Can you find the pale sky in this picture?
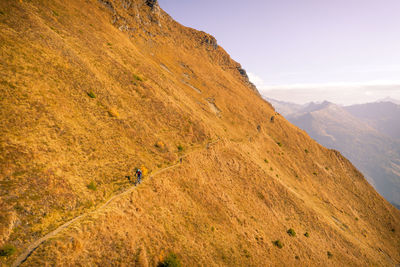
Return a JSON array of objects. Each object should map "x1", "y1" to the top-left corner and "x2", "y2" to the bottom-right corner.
[{"x1": 159, "y1": 0, "x2": 400, "y2": 105}]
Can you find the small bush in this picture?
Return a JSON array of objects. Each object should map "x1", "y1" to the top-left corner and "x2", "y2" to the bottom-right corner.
[
  {"x1": 107, "y1": 42, "x2": 112, "y2": 46},
  {"x1": 0, "y1": 244, "x2": 16, "y2": 257},
  {"x1": 139, "y1": 165, "x2": 149, "y2": 176},
  {"x1": 277, "y1": 142, "x2": 282, "y2": 147},
  {"x1": 155, "y1": 141, "x2": 166, "y2": 150},
  {"x1": 287, "y1": 228, "x2": 296, "y2": 237},
  {"x1": 273, "y1": 240, "x2": 283, "y2": 248},
  {"x1": 304, "y1": 232, "x2": 310, "y2": 237},
  {"x1": 313, "y1": 172, "x2": 317, "y2": 176},
  {"x1": 264, "y1": 159, "x2": 269, "y2": 163},
  {"x1": 133, "y1": 74, "x2": 143, "y2": 81},
  {"x1": 177, "y1": 145, "x2": 184, "y2": 152},
  {"x1": 327, "y1": 251, "x2": 333, "y2": 258},
  {"x1": 107, "y1": 108, "x2": 119, "y2": 118},
  {"x1": 270, "y1": 167, "x2": 273, "y2": 171},
  {"x1": 87, "y1": 91, "x2": 96, "y2": 98},
  {"x1": 304, "y1": 149, "x2": 309, "y2": 153},
  {"x1": 158, "y1": 252, "x2": 181, "y2": 267},
  {"x1": 295, "y1": 255, "x2": 300, "y2": 260},
  {"x1": 87, "y1": 181, "x2": 97, "y2": 191}
]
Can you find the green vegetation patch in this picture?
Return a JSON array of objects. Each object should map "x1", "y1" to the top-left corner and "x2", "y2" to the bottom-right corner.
[
  {"x1": 87, "y1": 181, "x2": 97, "y2": 191},
  {"x1": 87, "y1": 91, "x2": 96, "y2": 98},
  {"x1": 177, "y1": 145, "x2": 184, "y2": 152},
  {"x1": 327, "y1": 251, "x2": 333, "y2": 258},
  {"x1": 133, "y1": 73, "x2": 143, "y2": 82},
  {"x1": 277, "y1": 142, "x2": 282, "y2": 147},
  {"x1": 304, "y1": 232, "x2": 310, "y2": 237},
  {"x1": 273, "y1": 240, "x2": 283, "y2": 248},
  {"x1": 287, "y1": 228, "x2": 296, "y2": 237},
  {"x1": 158, "y1": 252, "x2": 181, "y2": 267},
  {"x1": 0, "y1": 244, "x2": 16, "y2": 257}
]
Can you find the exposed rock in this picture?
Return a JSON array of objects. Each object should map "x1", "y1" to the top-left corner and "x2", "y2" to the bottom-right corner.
[
  {"x1": 98, "y1": 0, "x2": 115, "y2": 12},
  {"x1": 201, "y1": 33, "x2": 218, "y2": 49},
  {"x1": 236, "y1": 66, "x2": 259, "y2": 95},
  {"x1": 146, "y1": 0, "x2": 157, "y2": 8}
]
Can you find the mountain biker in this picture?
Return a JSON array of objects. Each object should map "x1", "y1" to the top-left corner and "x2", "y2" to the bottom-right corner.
[{"x1": 135, "y1": 168, "x2": 143, "y2": 185}]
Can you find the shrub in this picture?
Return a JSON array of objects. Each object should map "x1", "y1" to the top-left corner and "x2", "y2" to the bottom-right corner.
[
  {"x1": 243, "y1": 249, "x2": 251, "y2": 258},
  {"x1": 87, "y1": 91, "x2": 96, "y2": 98},
  {"x1": 155, "y1": 141, "x2": 166, "y2": 150},
  {"x1": 277, "y1": 142, "x2": 282, "y2": 147},
  {"x1": 107, "y1": 107, "x2": 119, "y2": 118},
  {"x1": 139, "y1": 165, "x2": 149, "y2": 176},
  {"x1": 0, "y1": 244, "x2": 16, "y2": 257},
  {"x1": 304, "y1": 232, "x2": 310, "y2": 237},
  {"x1": 158, "y1": 252, "x2": 181, "y2": 267},
  {"x1": 270, "y1": 167, "x2": 273, "y2": 171},
  {"x1": 273, "y1": 240, "x2": 283, "y2": 248},
  {"x1": 264, "y1": 159, "x2": 269, "y2": 163},
  {"x1": 295, "y1": 255, "x2": 300, "y2": 260},
  {"x1": 133, "y1": 74, "x2": 143, "y2": 81},
  {"x1": 177, "y1": 145, "x2": 184, "y2": 152},
  {"x1": 87, "y1": 181, "x2": 97, "y2": 191},
  {"x1": 304, "y1": 149, "x2": 309, "y2": 153},
  {"x1": 327, "y1": 251, "x2": 333, "y2": 258},
  {"x1": 313, "y1": 172, "x2": 317, "y2": 176},
  {"x1": 287, "y1": 228, "x2": 296, "y2": 237}
]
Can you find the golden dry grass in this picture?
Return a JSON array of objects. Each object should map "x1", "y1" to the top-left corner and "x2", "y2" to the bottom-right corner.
[{"x1": 0, "y1": 0, "x2": 399, "y2": 266}]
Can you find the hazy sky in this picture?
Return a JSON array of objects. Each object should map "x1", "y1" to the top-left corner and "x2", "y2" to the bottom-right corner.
[{"x1": 159, "y1": 0, "x2": 400, "y2": 104}]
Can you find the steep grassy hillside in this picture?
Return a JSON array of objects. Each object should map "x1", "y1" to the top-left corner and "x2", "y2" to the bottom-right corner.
[{"x1": 1, "y1": 0, "x2": 399, "y2": 266}]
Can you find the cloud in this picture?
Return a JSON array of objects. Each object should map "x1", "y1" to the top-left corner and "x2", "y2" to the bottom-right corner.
[{"x1": 247, "y1": 72, "x2": 265, "y2": 88}]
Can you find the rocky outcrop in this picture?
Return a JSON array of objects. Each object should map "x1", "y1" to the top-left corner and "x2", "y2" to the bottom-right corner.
[
  {"x1": 201, "y1": 33, "x2": 218, "y2": 50},
  {"x1": 236, "y1": 66, "x2": 259, "y2": 95},
  {"x1": 146, "y1": 0, "x2": 157, "y2": 8}
]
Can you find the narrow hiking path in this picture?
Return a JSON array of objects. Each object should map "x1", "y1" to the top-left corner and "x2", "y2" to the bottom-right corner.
[{"x1": 11, "y1": 139, "x2": 220, "y2": 267}]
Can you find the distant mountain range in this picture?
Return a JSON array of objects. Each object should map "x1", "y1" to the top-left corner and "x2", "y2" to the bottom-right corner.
[{"x1": 267, "y1": 97, "x2": 400, "y2": 209}]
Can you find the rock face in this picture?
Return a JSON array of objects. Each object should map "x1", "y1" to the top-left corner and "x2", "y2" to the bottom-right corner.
[
  {"x1": 201, "y1": 32, "x2": 218, "y2": 49},
  {"x1": 146, "y1": 0, "x2": 157, "y2": 7},
  {"x1": 0, "y1": 0, "x2": 399, "y2": 266}
]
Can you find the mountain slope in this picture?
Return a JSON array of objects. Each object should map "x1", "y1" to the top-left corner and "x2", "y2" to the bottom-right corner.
[
  {"x1": 280, "y1": 101, "x2": 400, "y2": 208},
  {"x1": 345, "y1": 101, "x2": 400, "y2": 141},
  {"x1": 1, "y1": 0, "x2": 399, "y2": 266}
]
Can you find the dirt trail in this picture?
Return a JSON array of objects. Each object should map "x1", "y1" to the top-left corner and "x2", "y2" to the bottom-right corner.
[{"x1": 11, "y1": 140, "x2": 220, "y2": 267}]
